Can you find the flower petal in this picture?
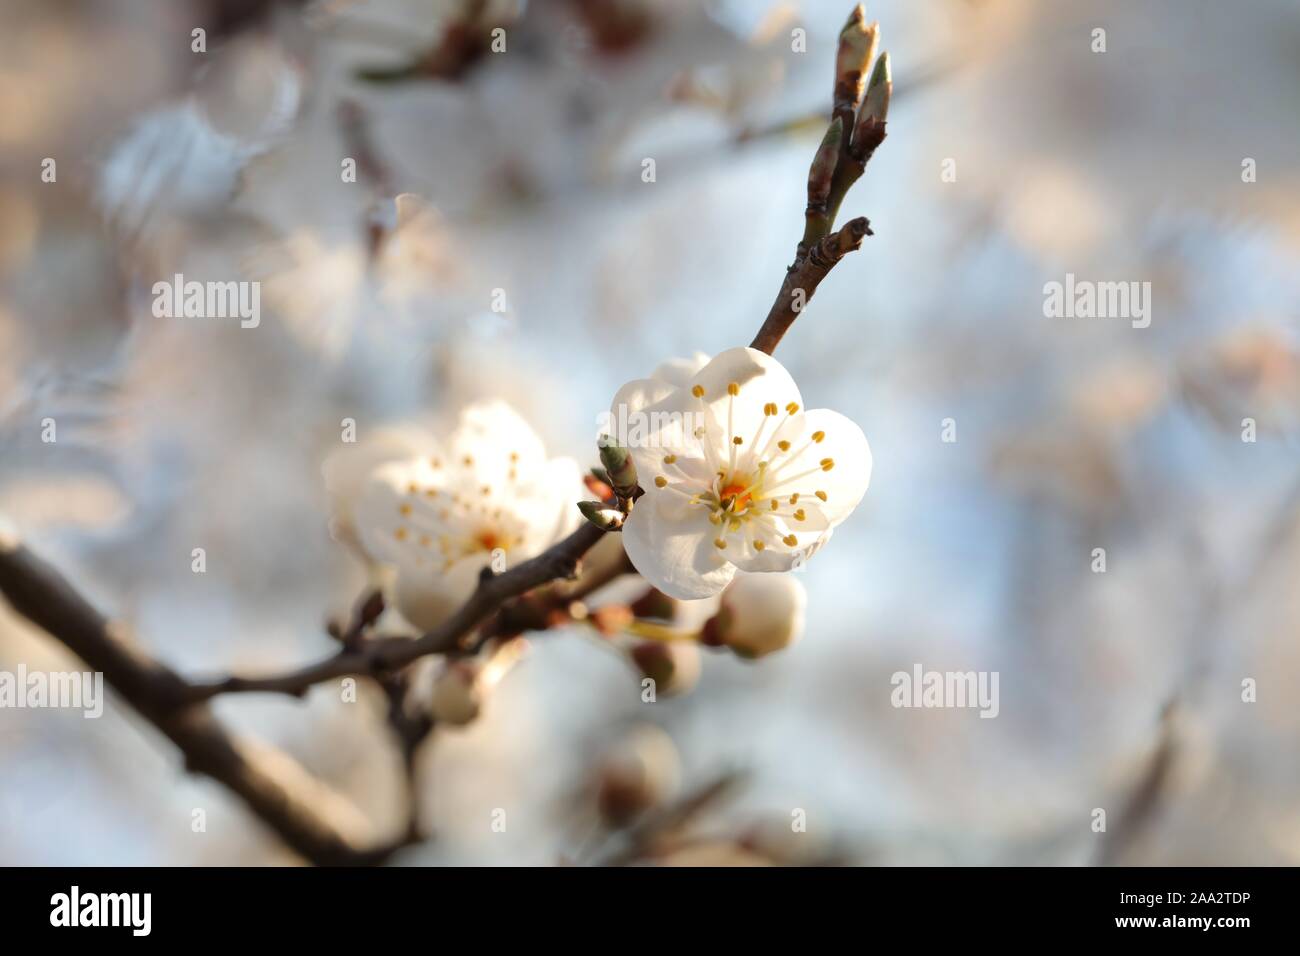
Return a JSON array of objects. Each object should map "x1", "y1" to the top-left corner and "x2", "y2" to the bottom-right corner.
[
  {"x1": 621, "y1": 493, "x2": 736, "y2": 600},
  {"x1": 650, "y1": 351, "x2": 710, "y2": 388},
  {"x1": 685, "y1": 347, "x2": 804, "y2": 457},
  {"x1": 789, "y1": 408, "x2": 872, "y2": 526}
]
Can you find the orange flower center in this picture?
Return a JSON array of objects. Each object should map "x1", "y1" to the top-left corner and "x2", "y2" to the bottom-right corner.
[{"x1": 719, "y1": 483, "x2": 752, "y2": 513}]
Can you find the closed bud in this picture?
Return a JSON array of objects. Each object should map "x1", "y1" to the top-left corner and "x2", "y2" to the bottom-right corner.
[
  {"x1": 429, "y1": 639, "x2": 527, "y2": 726},
  {"x1": 577, "y1": 499, "x2": 625, "y2": 531},
  {"x1": 596, "y1": 725, "x2": 680, "y2": 828},
  {"x1": 703, "y1": 573, "x2": 807, "y2": 659},
  {"x1": 597, "y1": 439, "x2": 639, "y2": 499},
  {"x1": 807, "y1": 117, "x2": 843, "y2": 207},
  {"x1": 584, "y1": 471, "x2": 614, "y2": 500},
  {"x1": 429, "y1": 660, "x2": 481, "y2": 726},
  {"x1": 835, "y1": 8, "x2": 880, "y2": 105},
  {"x1": 863, "y1": 51, "x2": 891, "y2": 122},
  {"x1": 629, "y1": 586, "x2": 677, "y2": 620},
  {"x1": 630, "y1": 640, "x2": 702, "y2": 696}
]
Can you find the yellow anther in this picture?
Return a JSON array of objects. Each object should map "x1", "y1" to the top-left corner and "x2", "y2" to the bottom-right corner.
[
  {"x1": 663, "y1": 454, "x2": 677, "y2": 464},
  {"x1": 812, "y1": 430, "x2": 825, "y2": 443},
  {"x1": 783, "y1": 534, "x2": 798, "y2": 547},
  {"x1": 407, "y1": 482, "x2": 419, "y2": 494},
  {"x1": 815, "y1": 490, "x2": 828, "y2": 501},
  {"x1": 714, "y1": 538, "x2": 727, "y2": 550},
  {"x1": 820, "y1": 458, "x2": 835, "y2": 471},
  {"x1": 691, "y1": 385, "x2": 705, "y2": 398},
  {"x1": 709, "y1": 512, "x2": 722, "y2": 524},
  {"x1": 481, "y1": 485, "x2": 491, "y2": 496},
  {"x1": 509, "y1": 452, "x2": 519, "y2": 462},
  {"x1": 394, "y1": 528, "x2": 408, "y2": 541},
  {"x1": 770, "y1": 500, "x2": 779, "y2": 510},
  {"x1": 753, "y1": 540, "x2": 766, "y2": 551},
  {"x1": 430, "y1": 458, "x2": 442, "y2": 469},
  {"x1": 789, "y1": 493, "x2": 799, "y2": 504},
  {"x1": 733, "y1": 436, "x2": 743, "y2": 445},
  {"x1": 764, "y1": 402, "x2": 778, "y2": 416},
  {"x1": 399, "y1": 504, "x2": 412, "y2": 516},
  {"x1": 778, "y1": 440, "x2": 791, "y2": 452},
  {"x1": 425, "y1": 488, "x2": 438, "y2": 498},
  {"x1": 793, "y1": 509, "x2": 806, "y2": 521},
  {"x1": 462, "y1": 455, "x2": 474, "y2": 466},
  {"x1": 786, "y1": 402, "x2": 800, "y2": 415},
  {"x1": 654, "y1": 476, "x2": 668, "y2": 488},
  {"x1": 727, "y1": 382, "x2": 740, "y2": 396}
]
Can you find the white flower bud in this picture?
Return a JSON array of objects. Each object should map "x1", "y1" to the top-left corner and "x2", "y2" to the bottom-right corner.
[
  {"x1": 596, "y1": 724, "x2": 681, "y2": 827},
  {"x1": 429, "y1": 639, "x2": 527, "y2": 727},
  {"x1": 630, "y1": 640, "x2": 702, "y2": 697},
  {"x1": 708, "y1": 573, "x2": 807, "y2": 659}
]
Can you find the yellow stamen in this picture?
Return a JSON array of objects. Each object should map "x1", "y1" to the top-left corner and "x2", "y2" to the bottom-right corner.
[
  {"x1": 753, "y1": 540, "x2": 766, "y2": 551},
  {"x1": 692, "y1": 385, "x2": 705, "y2": 398},
  {"x1": 714, "y1": 538, "x2": 727, "y2": 550},
  {"x1": 778, "y1": 440, "x2": 791, "y2": 452},
  {"x1": 654, "y1": 476, "x2": 667, "y2": 488},
  {"x1": 783, "y1": 534, "x2": 798, "y2": 547},
  {"x1": 786, "y1": 402, "x2": 800, "y2": 415},
  {"x1": 663, "y1": 454, "x2": 677, "y2": 464},
  {"x1": 812, "y1": 430, "x2": 825, "y2": 443},
  {"x1": 816, "y1": 490, "x2": 828, "y2": 501},
  {"x1": 727, "y1": 382, "x2": 740, "y2": 396},
  {"x1": 820, "y1": 458, "x2": 835, "y2": 471}
]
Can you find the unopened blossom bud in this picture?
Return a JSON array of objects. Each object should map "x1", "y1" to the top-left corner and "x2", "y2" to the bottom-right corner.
[
  {"x1": 834, "y1": 7, "x2": 879, "y2": 105},
  {"x1": 863, "y1": 51, "x2": 891, "y2": 122},
  {"x1": 596, "y1": 724, "x2": 681, "y2": 828},
  {"x1": 703, "y1": 573, "x2": 807, "y2": 659},
  {"x1": 629, "y1": 586, "x2": 676, "y2": 621},
  {"x1": 597, "y1": 439, "x2": 639, "y2": 500},
  {"x1": 851, "y1": 52, "x2": 891, "y2": 156},
  {"x1": 630, "y1": 640, "x2": 701, "y2": 697},
  {"x1": 429, "y1": 639, "x2": 527, "y2": 726},
  {"x1": 807, "y1": 117, "x2": 843, "y2": 207},
  {"x1": 577, "y1": 499, "x2": 625, "y2": 531},
  {"x1": 584, "y1": 471, "x2": 614, "y2": 500}
]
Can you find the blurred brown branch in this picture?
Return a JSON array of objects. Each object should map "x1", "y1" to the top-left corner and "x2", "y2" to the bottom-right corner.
[{"x1": 0, "y1": 533, "x2": 413, "y2": 866}]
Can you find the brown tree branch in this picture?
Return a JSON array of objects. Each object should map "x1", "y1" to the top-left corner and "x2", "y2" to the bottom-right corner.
[
  {"x1": 184, "y1": 522, "x2": 609, "y2": 701},
  {"x1": 750, "y1": 216, "x2": 873, "y2": 355},
  {"x1": 0, "y1": 531, "x2": 413, "y2": 866}
]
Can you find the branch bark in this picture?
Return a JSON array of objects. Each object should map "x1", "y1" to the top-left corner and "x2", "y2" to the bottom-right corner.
[{"x1": 0, "y1": 532, "x2": 413, "y2": 866}]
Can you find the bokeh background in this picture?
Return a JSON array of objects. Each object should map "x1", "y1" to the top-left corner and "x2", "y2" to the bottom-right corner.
[{"x1": 2, "y1": 0, "x2": 1298, "y2": 865}]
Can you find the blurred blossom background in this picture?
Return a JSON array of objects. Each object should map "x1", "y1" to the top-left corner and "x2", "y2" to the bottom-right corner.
[{"x1": 2, "y1": 0, "x2": 1299, "y2": 865}]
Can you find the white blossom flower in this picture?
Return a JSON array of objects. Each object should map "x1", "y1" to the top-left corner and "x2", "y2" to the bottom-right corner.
[
  {"x1": 609, "y1": 347, "x2": 871, "y2": 599},
  {"x1": 706, "y1": 573, "x2": 807, "y2": 658},
  {"x1": 352, "y1": 401, "x2": 584, "y2": 630}
]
